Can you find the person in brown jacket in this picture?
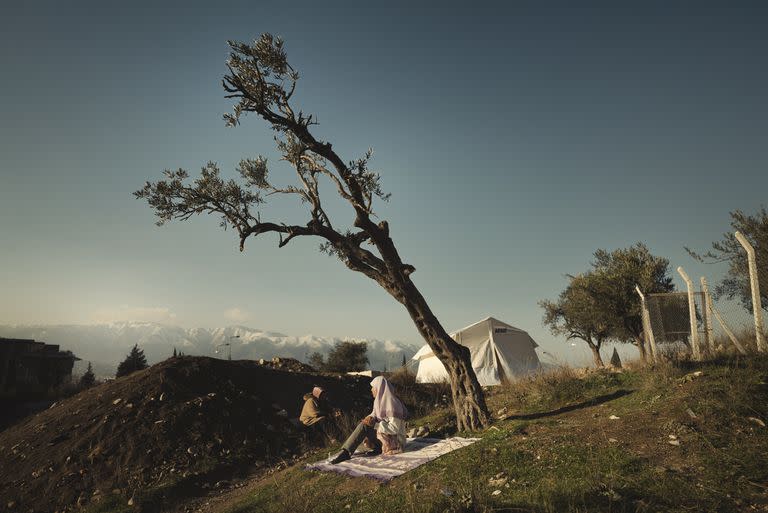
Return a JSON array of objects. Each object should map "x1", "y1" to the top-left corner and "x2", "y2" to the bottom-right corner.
[{"x1": 300, "y1": 386, "x2": 342, "y2": 441}]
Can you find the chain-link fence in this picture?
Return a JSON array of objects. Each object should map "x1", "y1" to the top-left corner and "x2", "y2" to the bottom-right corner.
[
  {"x1": 640, "y1": 231, "x2": 766, "y2": 360},
  {"x1": 708, "y1": 297, "x2": 758, "y2": 353},
  {"x1": 646, "y1": 292, "x2": 707, "y2": 356},
  {"x1": 705, "y1": 235, "x2": 767, "y2": 353}
]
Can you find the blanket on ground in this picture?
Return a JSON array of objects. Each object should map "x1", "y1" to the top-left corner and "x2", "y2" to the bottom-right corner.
[{"x1": 305, "y1": 437, "x2": 481, "y2": 481}]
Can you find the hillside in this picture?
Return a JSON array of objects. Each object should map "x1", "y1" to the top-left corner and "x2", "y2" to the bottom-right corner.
[
  {"x1": 205, "y1": 356, "x2": 768, "y2": 513},
  {"x1": 3, "y1": 355, "x2": 767, "y2": 513},
  {"x1": 0, "y1": 356, "x2": 378, "y2": 513}
]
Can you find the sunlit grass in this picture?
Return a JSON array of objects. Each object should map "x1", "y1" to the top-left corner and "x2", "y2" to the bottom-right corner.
[{"x1": 223, "y1": 355, "x2": 768, "y2": 513}]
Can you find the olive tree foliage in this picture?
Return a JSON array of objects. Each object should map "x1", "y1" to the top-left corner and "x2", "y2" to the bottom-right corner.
[
  {"x1": 590, "y1": 243, "x2": 674, "y2": 361},
  {"x1": 540, "y1": 272, "x2": 614, "y2": 367},
  {"x1": 325, "y1": 341, "x2": 369, "y2": 373},
  {"x1": 687, "y1": 208, "x2": 768, "y2": 313},
  {"x1": 540, "y1": 243, "x2": 674, "y2": 366},
  {"x1": 134, "y1": 34, "x2": 489, "y2": 429},
  {"x1": 307, "y1": 352, "x2": 326, "y2": 371},
  {"x1": 306, "y1": 341, "x2": 369, "y2": 372}
]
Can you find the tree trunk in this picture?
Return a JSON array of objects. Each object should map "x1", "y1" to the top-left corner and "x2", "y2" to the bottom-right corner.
[
  {"x1": 634, "y1": 335, "x2": 648, "y2": 363},
  {"x1": 588, "y1": 342, "x2": 604, "y2": 368},
  {"x1": 341, "y1": 214, "x2": 491, "y2": 431},
  {"x1": 388, "y1": 279, "x2": 490, "y2": 431}
]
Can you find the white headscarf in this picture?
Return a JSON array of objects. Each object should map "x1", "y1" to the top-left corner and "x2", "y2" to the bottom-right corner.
[{"x1": 370, "y1": 376, "x2": 408, "y2": 420}]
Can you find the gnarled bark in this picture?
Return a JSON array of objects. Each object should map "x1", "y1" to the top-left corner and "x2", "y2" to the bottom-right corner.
[
  {"x1": 634, "y1": 334, "x2": 648, "y2": 363},
  {"x1": 386, "y1": 279, "x2": 489, "y2": 431},
  {"x1": 587, "y1": 341, "x2": 604, "y2": 368}
]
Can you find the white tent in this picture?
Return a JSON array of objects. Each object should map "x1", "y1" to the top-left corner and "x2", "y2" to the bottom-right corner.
[{"x1": 412, "y1": 317, "x2": 540, "y2": 386}]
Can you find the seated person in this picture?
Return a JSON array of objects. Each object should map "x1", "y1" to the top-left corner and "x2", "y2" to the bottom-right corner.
[
  {"x1": 330, "y1": 376, "x2": 408, "y2": 464},
  {"x1": 300, "y1": 386, "x2": 342, "y2": 441}
]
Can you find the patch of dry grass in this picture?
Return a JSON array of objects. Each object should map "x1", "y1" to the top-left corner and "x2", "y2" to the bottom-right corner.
[
  {"x1": 386, "y1": 367, "x2": 451, "y2": 420},
  {"x1": 712, "y1": 326, "x2": 767, "y2": 354}
]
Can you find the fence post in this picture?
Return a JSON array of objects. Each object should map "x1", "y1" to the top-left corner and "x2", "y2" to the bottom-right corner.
[
  {"x1": 635, "y1": 285, "x2": 658, "y2": 363},
  {"x1": 710, "y1": 301, "x2": 748, "y2": 355},
  {"x1": 677, "y1": 266, "x2": 701, "y2": 360},
  {"x1": 700, "y1": 277, "x2": 714, "y2": 354},
  {"x1": 735, "y1": 231, "x2": 766, "y2": 352}
]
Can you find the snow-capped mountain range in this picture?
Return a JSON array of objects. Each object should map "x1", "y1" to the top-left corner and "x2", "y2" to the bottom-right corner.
[{"x1": 0, "y1": 323, "x2": 420, "y2": 377}]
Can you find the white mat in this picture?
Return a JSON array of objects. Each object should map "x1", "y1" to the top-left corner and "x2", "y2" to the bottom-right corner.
[{"x1": 305, "y1": 437, "x2": 481, "y2": 481}]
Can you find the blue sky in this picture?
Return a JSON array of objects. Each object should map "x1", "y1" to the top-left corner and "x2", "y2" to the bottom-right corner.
[{"x1": 1, "y1": 1, "x2": 766, "y2": 364}]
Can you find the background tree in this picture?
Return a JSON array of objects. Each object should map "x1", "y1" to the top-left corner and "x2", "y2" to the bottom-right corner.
[
  {"x1": 307, "y1": 351, "x2": 326, "y2": 371},
  {"x1": 540, "y1": 272, "x2": 613, "y2": 367},
  {"x1": 79, "y1": 362, "x2": 96, "y2": 388},
  {"x1": 541, "y1": 244, "x2": 674, "y2": 365},
  {"x1": 590, "y1": 243, "x2": 675, "y2": 362},
  {"x1": 135, "y1": 33, "x2": 489, "y2": 429},
  {"x1": 116, "y1": 344, "x2": 148, "y2": 378},
  {"x1": 321, "y1": 341, "x2": 369, "y2": 373},
  {"x1": 687, "y1": 208, "x2": 768, "y2": 312}
]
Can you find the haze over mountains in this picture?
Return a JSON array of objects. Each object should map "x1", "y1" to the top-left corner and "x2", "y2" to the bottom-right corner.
[{"x1": 0, "y1": 323, "x2": 420, "y2": 377}]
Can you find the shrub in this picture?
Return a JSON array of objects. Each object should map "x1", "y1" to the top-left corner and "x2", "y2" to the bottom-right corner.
[{"x1": 324, "y1": 341, "x2": 369, "y2": 373}]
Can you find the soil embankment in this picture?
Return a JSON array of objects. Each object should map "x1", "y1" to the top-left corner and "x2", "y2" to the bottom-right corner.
[{"x1": 0, "y1": 356, "x2": 372, "y2": 512}]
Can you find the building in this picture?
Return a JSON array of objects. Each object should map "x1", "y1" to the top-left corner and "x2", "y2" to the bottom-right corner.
[{"x1": 0, "y1": 338, "x2": 79, "y2": 392}]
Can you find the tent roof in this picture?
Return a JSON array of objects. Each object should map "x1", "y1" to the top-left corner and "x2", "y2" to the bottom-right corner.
[
  {"x1": 412, "y1": 344, "x2": 433, "y2": 361},
  {"x1": 449, "y1": 316, "x2": 527, "y2": 337},
  {"x1": 411, "y1": 316, "x2": 535, "y2": 361}
]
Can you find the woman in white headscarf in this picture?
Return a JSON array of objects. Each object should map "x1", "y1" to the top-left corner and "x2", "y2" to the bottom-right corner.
[{"x1": 330, "y1": 376, "x2": 408, "y2": 464}]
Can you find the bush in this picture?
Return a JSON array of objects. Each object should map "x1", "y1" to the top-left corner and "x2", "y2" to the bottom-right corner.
[
  {"x1": 307, "y1": 352, "x2": 326, "y2": 371},
  {"x1": 323, "y1": 341, "x2": 369, "y2": 373}
]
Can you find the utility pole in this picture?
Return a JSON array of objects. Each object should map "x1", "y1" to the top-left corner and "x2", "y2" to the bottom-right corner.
[
  {"x1": 216, "y1": 335, "x2": 239, "y2": 361},
  {"x1": 228, "y1": 335, "x2": 239, "y2": 360}
]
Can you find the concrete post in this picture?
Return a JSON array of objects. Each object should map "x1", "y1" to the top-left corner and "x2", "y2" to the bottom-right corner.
[
  {"x1": 700, "y1": 277, "x2": 714, "y2": 354},
  {"x1": 677, "y1": 267, "x2": 701, "y2": 360},
  {"x1": 735, "y1": 231, "x2": 766, "y2": 352},
  {"x1": 635, "y1": 285, "x2": 658, "y2": 363},
  {"x1": 710, "y1": 302, "x2": 748, "y2": 355}
]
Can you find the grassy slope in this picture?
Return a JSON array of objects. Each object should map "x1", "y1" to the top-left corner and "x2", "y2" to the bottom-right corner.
[{"x1": 217, "y1": 355, "x2": 768, "y2": 513}]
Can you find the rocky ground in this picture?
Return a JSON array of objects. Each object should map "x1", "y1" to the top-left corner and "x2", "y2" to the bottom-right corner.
[{"x1": 0, "y1": 356, "x2": 375, "y2": 513}]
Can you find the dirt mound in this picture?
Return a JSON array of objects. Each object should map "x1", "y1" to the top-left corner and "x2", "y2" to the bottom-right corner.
[
  {"x1": 256, "y1": 356, "x2": 316, "y2": 373},
  {"x1": 0, "y1": 356, "x2": 372, "y2": 512}
]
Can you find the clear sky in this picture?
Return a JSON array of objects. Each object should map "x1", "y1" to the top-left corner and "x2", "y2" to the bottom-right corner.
[{"x1": 1, "y1": 1, "x2": 766, "y2": 364}]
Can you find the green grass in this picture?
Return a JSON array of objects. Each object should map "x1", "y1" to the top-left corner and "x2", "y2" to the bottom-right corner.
[{"x1": 222, "y1": 356, "x2": 768, "y2": 513}]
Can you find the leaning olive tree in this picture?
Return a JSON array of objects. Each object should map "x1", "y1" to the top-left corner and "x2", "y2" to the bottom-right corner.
[
  {"x1": 541, "y1": 244, "x2": 674, "y2": 365},
  {"x1": 590, "y1": 243, "x2": 675, "y2": 362},
  {"x1": 540, "y1": 272, "x2": 613, "y2": 367},
  {"x1": 135, "y1": 34, "x2": 489, "y2": 429}
]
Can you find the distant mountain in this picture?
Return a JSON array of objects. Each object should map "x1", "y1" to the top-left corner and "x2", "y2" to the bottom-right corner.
[{"x1": 0, "y1": 323, "x2": 419, "y2": 377}]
